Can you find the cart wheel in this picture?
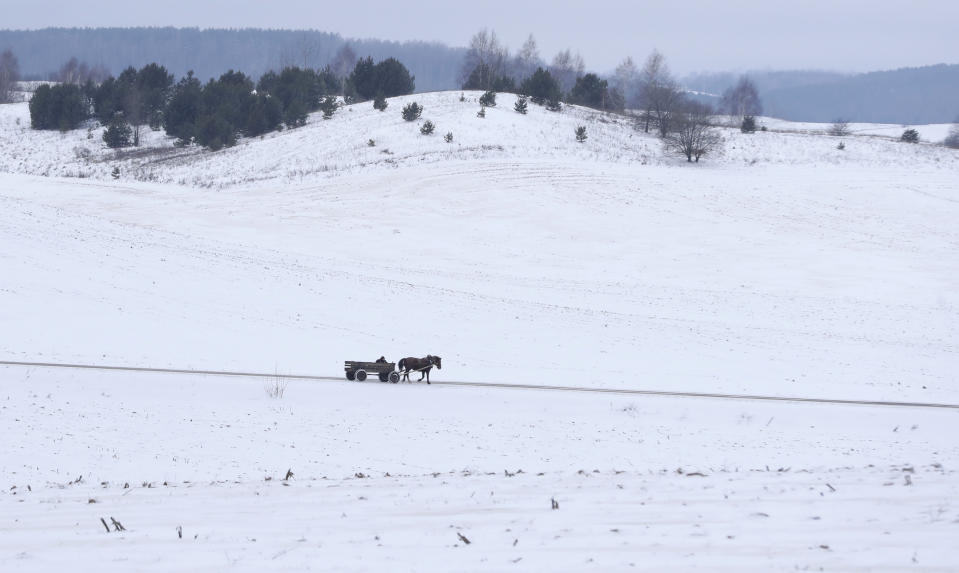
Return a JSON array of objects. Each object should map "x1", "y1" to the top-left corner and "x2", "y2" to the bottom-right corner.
[
  {"x1": 346, "y1": 371, "x2": 355, "y2": 381},
  {"x1": 378, "y1": 372, "x2": 389, "y2": 382},
  {"x1": 388, "y1": 371, "x2": 400, "y2": 384},
  {"x1": 355, "y1": 369, "x2": 367, "y2": 381}
]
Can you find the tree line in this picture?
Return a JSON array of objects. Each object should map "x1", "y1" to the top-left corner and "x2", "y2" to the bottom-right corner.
[
  {"x1": 457, "y1": 29, "x2": 764, "y2": 161},
  {"x1": 25, "y1": 54, "x2": 414, "y2": 150}
]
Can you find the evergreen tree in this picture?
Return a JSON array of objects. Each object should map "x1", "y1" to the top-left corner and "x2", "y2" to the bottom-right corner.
[
  {"x1": 514, "y1": 95, "x2": 528, "y2": 114},
  {"x1": 319, "y1": 95, "x2": 338, "y2": 119},
  {"x1": 741, "y1": 115, "x2": 757, "y2": 133},
  {"x1": 420, "y1": 120, "x2": 435, "y2": 135},
  {"x1": 102, "y1": 112, "x2": 132, "y2": 148},
  {"x1": 163, "y1": 71, "x2": 203, "y2": 144},
  {"x1": 245, "y1": 93, "x2": 283, "y2": 137},
  {"x1": 195, "y1": 113, "x2": 235, "y2": 151},
  {"x1": 373, "y1": 92, "x2": 388, "y2": 111},
  {"x1": 521, "y1": 67, "x2": 561, "y2": 105},
  {"x1": 136, "y1": 63, "x2": 174, "y2": 129},
  {"x1": 402, "y1": 102, "x2": 423, "y2": 121},
  {"x1": 375, "y1": 57, "x2": 415, "y2": 98},
  {"x1": 575, "y1": 125, "x2": 587, "y2": 142},
  {"x1": 900, "y1": 128, "x2": 919, "y2": 143},
  {"x1": 29, "y1": 83, "x2": 88, "y2": 130},
  {"x1": 569, "y1": 73, "x2": 616, "y2": 111},
  {"x1": 348, "y1": 56, "x2": 415, "y2": 101},
  {"x1": 479, "y1": 90, "x2": 497, "y2": 107}
]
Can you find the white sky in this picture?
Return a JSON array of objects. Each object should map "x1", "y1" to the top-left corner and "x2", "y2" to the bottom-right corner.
[{"x1": 4, "y1": 0, "x2": 958, "y2": 74}]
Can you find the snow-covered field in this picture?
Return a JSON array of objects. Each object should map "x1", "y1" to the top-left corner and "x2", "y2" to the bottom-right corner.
[{"x1": 1, "y1": 91, "x2": 957, "y2": 571}]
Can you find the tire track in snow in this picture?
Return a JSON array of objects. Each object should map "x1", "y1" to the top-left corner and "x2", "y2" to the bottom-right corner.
[{"x1": 2, "y1": 359, "x2": 958, "y2": 411}]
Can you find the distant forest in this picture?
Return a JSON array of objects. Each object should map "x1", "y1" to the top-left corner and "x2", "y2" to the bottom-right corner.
[
  {"x1": 1, "y1": 27, "x2": 957, "y2": 124},
  {"x1": 684, "y1": 65, "x2": 959, "y2": 125},
  {"x1": 0, "y1": 27, "x2": 464, "y2": 93}
]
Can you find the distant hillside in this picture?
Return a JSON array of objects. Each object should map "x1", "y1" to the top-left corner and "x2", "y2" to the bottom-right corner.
[
  {"x1": 0, "y1": 27, "x2": 465, "y2": 92},
  {"x1": 683, "y1": 65, "x2": 959, "y2": 124}
]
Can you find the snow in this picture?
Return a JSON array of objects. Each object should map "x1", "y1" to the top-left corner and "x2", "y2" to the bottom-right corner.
[{"x1": 1, "y1": 91, "x2": 958, "y2": 571}]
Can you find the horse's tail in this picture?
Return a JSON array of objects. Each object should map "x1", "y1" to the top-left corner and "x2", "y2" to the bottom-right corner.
[{"x1": 398, "y1": 358, "x2": 406, "y2": 370}]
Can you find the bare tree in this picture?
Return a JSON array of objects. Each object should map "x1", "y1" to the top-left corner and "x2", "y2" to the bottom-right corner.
[
  {"x1": 944, "y1": 121, "x2": 959, "y2": 149},
  {"x1": 460, "y1": 28, "x2": 510, "y2": 90},
  {"x1": 510, "y1": 34, "x2": 542, "y2": 83},
  {"x1": 549, "y1": 49, "x2": 585, "y2": 95},
  {"x1": 331, "y1": 44, "x2": 357, "y2": 80},
  {"x1": 828, "y1": 119, "x2": 851, "y2": 136},
  {"x1": 720, "y1": 76, "x2": 763, "y2": 119},
  {"x1": 663, "y1": 101, "x2": 722, "y2": 162},
  {"x1": 639, "y1": 50, "x2": 679, "y2": 134},
  {"x1": 0, "y1": 49, "x2": 19, "y2": 103},
  {"x1": 55, "y1": 57, "x2": 109, "y2": 85},
  {"x1": 613, "y1": 56, "x2": 640, "y2": 109}
]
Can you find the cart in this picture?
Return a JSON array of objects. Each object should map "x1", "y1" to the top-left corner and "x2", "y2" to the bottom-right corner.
[{"x1": 344, "y1": 360, "x2": 400, "y2": 383}]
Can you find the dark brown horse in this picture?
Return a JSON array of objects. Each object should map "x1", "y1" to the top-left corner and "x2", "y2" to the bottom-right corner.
[{"x1": 397, "y1": 355, "x2": 442, "y2": 384}]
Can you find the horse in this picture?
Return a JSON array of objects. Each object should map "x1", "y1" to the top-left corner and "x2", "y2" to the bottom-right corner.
[{"x1": 397, "y1": 355, "x2": 442, "y2": 384}]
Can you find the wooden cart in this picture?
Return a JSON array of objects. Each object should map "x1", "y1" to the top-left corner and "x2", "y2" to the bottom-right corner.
[{"x1": 344, "y1": 360, "x2": 400, "y2": 383}]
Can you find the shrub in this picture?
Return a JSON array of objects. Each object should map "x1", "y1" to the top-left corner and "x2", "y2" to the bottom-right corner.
[
  {"x1": 575, "y1": 125, "x2": 587, "y2": 143},
  {"x1": 367, "y1": 138, "x2": 375, "y2": 147},
  {"x1": 514, "y1": 96, "x2": 528, "y2": 115},
  {"x1": 420, "y1": 120, "x2": 435, "y2": 135},
  {"x1": 479, "y1": 90, "x2": 497, "y2": 107},
  {"x1": 945, "y1": 126, "x2": 959, "y2": 149},
  {"x1": 444, "y1": 132, "x2": 453, "y2": 143},
  {"x1": 373, "y1": 93, "x2": 388, "y2": 111},
  {"x1": 828, "y1": 119, "x2": 850, "y2": 136},
  {"x1": 459, "y1": 92, "x2": 466, "y2": 102},
  {"x1": 837, "y1": 141, "x2": 846, "y2": 150},
  {"x1": 741, "y1": 115, "x2": 757, "y2": 133},
  {"x1": 900, "y1": 129, "x2": 919, "y2": 143},
  {"x1": 402, "y1": 102, "x2": 423, "y2": 121},
  {"x1": 546, "y1": 97, "x2": 562, "y2": 112}
]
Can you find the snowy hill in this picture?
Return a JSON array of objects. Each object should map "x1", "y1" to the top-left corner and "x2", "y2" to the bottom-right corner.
[
  {"x1": 1, "y1": 92, "x2": 958, "y2": 571},
  {"x1": 1, "y1": 91, "x2": 956, "y2": 187}
]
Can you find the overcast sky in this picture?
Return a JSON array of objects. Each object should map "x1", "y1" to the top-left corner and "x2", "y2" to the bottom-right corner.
[{"x1": 4, "y1": 0, "x2": 957, "y2": 74}]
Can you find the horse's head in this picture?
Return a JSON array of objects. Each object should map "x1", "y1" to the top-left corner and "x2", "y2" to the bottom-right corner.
[{"x1": 429, "y1": 355, "x2": 442, "y2": 369}]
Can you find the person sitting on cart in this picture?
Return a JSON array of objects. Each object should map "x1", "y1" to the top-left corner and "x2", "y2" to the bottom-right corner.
[{"x1": 375, "y1": 356, "x2": 387, "y2": 364}]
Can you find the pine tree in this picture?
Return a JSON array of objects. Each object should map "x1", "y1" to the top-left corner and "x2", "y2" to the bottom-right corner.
[
  {"x1": 900, "y1": 129, "x2": 919, "y2": 143},
  {"x1": 741, "y1": 115, "x2": 757, "y2": 133},
  {"x1": 575, "y1": 125, "x2": 587, "y2": 143},
  {"x1": 373, "y1": 92, "x2": 388, "y2": 111},
  {"x1": 514, "y1": 95, "x2": 528, "y2": 114},
  {"x1": 444, "y1": 132, "x2": 453, "y2": 143},
  {"x1": 402, "y1": 102, "x2": 423, "y2": 121},
  {"x1": 479, "y1": 90, "x2": 497, "y2": 107},
  {"x1": 320, "y1": 95, "x2": 338, "y2": 119},
  {"x1": 420, "y1": 120, "x2": 435, "y2": 135},
  {"x1": 103, "y1": 112, "x2": 133, "y2": 148}
]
